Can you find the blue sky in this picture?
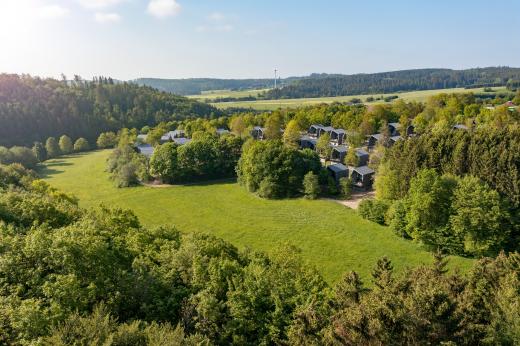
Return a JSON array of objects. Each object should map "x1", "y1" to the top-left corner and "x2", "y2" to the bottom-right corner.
[{"x1": 0, "y1": 0, "x2": 519, "y2": 80}]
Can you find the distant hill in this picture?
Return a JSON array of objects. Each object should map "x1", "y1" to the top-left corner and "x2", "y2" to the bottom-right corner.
[
  {"x1": 262, "y1": 67, "x2": 520, "y2": 99},
  {"x1": 132, "y1": 78, "x2": 277, "y2": 96}
]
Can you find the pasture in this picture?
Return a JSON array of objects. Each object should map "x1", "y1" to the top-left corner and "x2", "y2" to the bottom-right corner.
[
  {"x1": 193, "y1": 86, "x2": 510, "y2": 110},
  {"x1": 40, "y1": 150, "x2": 474, "y2": 283}
]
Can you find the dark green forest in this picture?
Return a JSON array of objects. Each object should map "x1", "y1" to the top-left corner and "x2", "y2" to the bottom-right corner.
[
  {"x1": 0, "y1": 74, "x2": 219, "y2": 147},
  {"x1": 263, "y1": 67, "x2": 520, "y2": 99}
]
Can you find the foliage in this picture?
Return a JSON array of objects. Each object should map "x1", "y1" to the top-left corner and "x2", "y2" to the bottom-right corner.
[
  {"x1": 59, "y1": 135, "x2": 73, "y2": 154},
  {"x1": 303, "y1": 172, "x2": 320, "y2": 199},
  {"x1": 316, "y1": 133, "x2": 331, "y2": 159},
  {"x1": 107, "y1": 145, "x2": 149, "y2": 187},
  {"x1": 358, "y1": 199, "x2": 390, "y2": 225},
  {"x1": 32, "y1": 142, "x2": 46, "y2": 162},
  {"x1": 149, "y1": 142, "x2": 179, "y2": 183},
  {"x1": 0, "y1": 146, "x2": 38, "y2": 169},
  {"x1": 45, "y1": 137, "x2": 61, "y2": 158},
  {"x1": 73, "y1": 138, "x2": 89, "y2": 152},
  {"x1": 96, "y1": 132, "x2": 118, "y2": 149},
  {"x1": 237, "y1": 141, "x2": 321, "y2": 198},
  {"x1": 339, "y1": 177, "x2": 352, "y2": 199}
]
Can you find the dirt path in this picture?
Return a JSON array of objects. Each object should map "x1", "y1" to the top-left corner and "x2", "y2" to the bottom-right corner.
[{"x1": 326, "y1": 191, "x2": 375, "y2": 209}]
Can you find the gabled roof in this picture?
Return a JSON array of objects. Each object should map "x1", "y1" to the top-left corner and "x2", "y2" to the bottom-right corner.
[
  {"x1": 253, "y1": 126, "x2": 265, "y2": 131},
  {"x1": 216, "y1": 128, "x2": 229, "y2": 134},
  {"x1": 310, "y1": 124, "x2": 324, "y2": 129},
  {"x1": 137, "y1": 144, "x2": 154, "y2": 157},
  {"x1": 390, "y1": 135, "x2": 403, "y2": 142},
  {"x1": 333, "y1": 145, "x2": 348, "y2": 153},
  {"x1": 327, "y1": 163, "x2": 348, "y2": 173},
  {"x1": 353, "y1": 165, "x2": 375, "y2": 176},
  {"x1": 356, "y1": 149, "x2": 369, "y2": 157},
  {"x1": 321, "y1": 126, "x2": 334, "y2": 132},
  {"x1": 388, "y1": 122, "x2": 401, "y2": 128},
  {"x1": 331, "y1": 128, "x2": 346, "y2": 135},
  {"x1": 453, "y1": 124, "x2": 468, "y2": 130},
  {"x1": 370, "y1": 133, "x2": 382, "y2": 140},
  {"x1": 173, "y1": 138, "x2": 191, "y2": 145},
  {"x1": 137, "y1": 134, "x2": 148, "y2": 140}
]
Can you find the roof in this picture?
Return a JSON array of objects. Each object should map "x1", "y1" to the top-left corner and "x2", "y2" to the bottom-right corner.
[
  {"x1": 253, "y1": 126, "x2": 265, "y2": 131},
  {"x1": 390, "y1": 135, "x2": 403, "y2": 142},
  {"x1": 331, "y1": 128, "x2": 346, "y2": 135},
  {"x1": 321, "y1": 126, "x2": 334, "y2": 132},
  {"x1": 353, "y1": 165, "x2": 375, "y2": 176},
  {"x1": 327, "y1": 163, "x2": 348, "y2": 173},
  {"x1": 356, "y1": 149, "x2": 369, "y2": 157},
  {"x1": 137, "y1": 144, "x2": 154, "y2": 157},
  {"x1": 310, "y1": 124, "x2": 324, "y2": 129},
  {"x1": 453, "y1": 124, "x2": 468, "y2": 130},
  {"x1": 137, "y1": 134, "x2": 147, "y2": 140},
  {"x1": 216, "y1": 128, "x2": 229, "y2": 134},
  {"x1": 388, "y1": 122, "x2": 401, "y2": 128},
  {"x1": 370, "y1": 133, "x2": 382, "y2": 140},
  {"x1": 333, "y1": 145, "x2": 348, "y2": 153},
  {"x1": 173, "y1": 138, "x2": 191, "y2": 145}
]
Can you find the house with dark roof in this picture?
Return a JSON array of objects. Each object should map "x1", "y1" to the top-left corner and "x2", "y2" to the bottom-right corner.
[
  {"x1": 389, "y1": 136, "x2": 403, "y2": 146},
  {"x1": 136, "y1": 144, "x2": 154, "y2": 157},
  {"x1": 331, "y1": 145, "x2": 348, "y2": 163},
  {"x1": 299, "y1": 135, "x2": 317, "y2": 150},
  {"x1": 318, "y1": 126, "x2": 334, "y2": 138},
  {"x1": 350, "y1": 165, "x2": 375, "y2": 190},
  {"x1": 406, "y1": 125, "x2": 415, "y2": 137},
  {"x1": 161, "y1": 130, "x2": 186, "y2": 143},
  {"x1": 368, "y1": 134, "x2": 382, "y2": 148},
  {"x1": 330, "y1": 129, "x2": 347, "y2": 145},
  {"x1": 308, "y1": 124, "x2": 323, "y2": 138},
  {"x1": 355, "y1": 149, "x2": 370, "y2": 166},
  {"x1": 327, "y1": 163, "x2": 349, "y2": 183},
  {"x1": 388, "y1": 122, "x2": 401, "y2": 136},
  {"x1": 251, "y1": 126, "x2": 265, "y2": 140}
]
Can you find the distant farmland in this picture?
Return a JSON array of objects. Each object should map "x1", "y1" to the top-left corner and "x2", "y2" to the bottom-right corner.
[{"x1": 187, "y1": 86, "x2": 510, "y2": 110}]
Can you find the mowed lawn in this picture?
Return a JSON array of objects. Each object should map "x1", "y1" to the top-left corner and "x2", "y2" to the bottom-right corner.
[
  {"x1": 205, "y1": 87, "x2": 510, "y2": 110},
  {"x1": 40, "y1": 150, "x2": 474, "y2": 283}
]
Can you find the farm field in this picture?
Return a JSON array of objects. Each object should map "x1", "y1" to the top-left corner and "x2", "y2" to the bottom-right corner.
[
  {"x1": 40, "y1": 150, "x2": 474, "y2": 283},
  {"x1": 198, "y1": 86, "x2": 510, "y2": 110},
  {"x1": 186, "y1": 88, "x2": 270, "y2": 100}
]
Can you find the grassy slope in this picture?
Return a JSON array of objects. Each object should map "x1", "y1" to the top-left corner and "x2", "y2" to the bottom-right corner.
[
  {"x1": 197, "y1": 87, "x2": 509, "y2": 110},
  {"x1": 186, "y1": 88, "x2": 270, "y2": 99},
  {"x1": 40, "y1": 150, "x2": 473, "y2": 283}
]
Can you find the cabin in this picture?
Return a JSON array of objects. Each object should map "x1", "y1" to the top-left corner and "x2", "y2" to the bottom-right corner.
[
  {"x1": 327, "y1": 163, "x2": 349, "y2": 183},
  {"x1": 172, "y1": 138, "x2": 191, "y2": 145},
  {"x1": 388, "y1": 122, "x2": 401, "y2": 136},
  {"x1": 161, "y1": 130, "x2": 186, "y2": 143},
  {"x1": 136, "y1": 144, "x2": 154, "y2": 157},
  {"x1": 330, "y1": 129, "x2": 347, "y2": 145},
  {"x1": 331, "y1": 145, "x2": 348, "y2": 163},
  {"x1": 368, "y1": 134, "x2": 382, "y2": 148},
  {"x1": 308, "y1": 124, "x2": 323, "y2": 138},
  {"x1": 299, "y1": 135, "x2": 317, "y2": 150},
  {"x1": 216, "y1": 128, "x2": 230, "y2": 136},
  {"x1": 389, "y1": 136, "x2": 403, "y2": 146},
  {"x1": 350, "y1": 165, "x2": 375, "y2": 190},
  {"x1": 318, "y1": 126, "x2": 334, "y2": 138},
  {"x1": 453, "y1": 124, "x2": 468, "y2": 130},
  {"x1": 406, "y1": 125, "x2": 415, "y2": 137},
  {"x1": 356, "y1": 149, "x2": 370, "y2": 166},
  {"x1": 251, "y1": 126, "x2": 265, "y2": 140}
]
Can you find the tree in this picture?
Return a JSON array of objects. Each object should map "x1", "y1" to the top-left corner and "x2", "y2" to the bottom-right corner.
[
  {"x1": 316, "y1": 133, "x2": 331, "y2": 159},
  {"x1": 59, "y1": 135, "x2": 73, "y2": 154},
  {"x1": 32, "y1": 142, "x2": 46, "y2": 162},
  {"x1": 149, "y1": 143, "x2": 179, "y2": 184},
  {"x1": 230, "y1": 116, "x2": 247, "y2": 137},
  {"x1": 45, "y1": 137, "x2": 61, "y2": 158},
  {"x1": 339, "y1": 177, "x2": 352, "y2": 199},
  {"x1": 73, "y1": 138, "x2": 89, "y2": 152},
  {"x1": 97, "y1": 132, "x2": 117, "y2": 149},
  {"x1": 264, "y1": 113, "x2": 283, "y2": 140},
  {"x1": 283, "y1": 119, "x2": 301, "y2": 148},
  {"x1": 303, "y1": 172, "x2": 320, "y2": 199},
  {"x1": 345, "y1": 149, "x2": 359, "y2": 167}
]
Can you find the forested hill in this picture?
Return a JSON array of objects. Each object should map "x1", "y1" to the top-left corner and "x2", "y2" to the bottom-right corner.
[
  {"x1": 262, "y1": 67, "x2": 520, "y2": 99},
  {"x1": 0, "y1": 74, "x2": 219, "y2": 147},
  {"x1": 133, "y1": 77, "x2": 276, "y2": 95}
]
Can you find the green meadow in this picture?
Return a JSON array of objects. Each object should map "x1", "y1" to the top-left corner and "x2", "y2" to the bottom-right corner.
[
  {"x1": 40, "y1": 150, "x2": 474, "y2": 283},
  {"x1": 191, "y1": 86, "x2": 509, "y2": 110}
]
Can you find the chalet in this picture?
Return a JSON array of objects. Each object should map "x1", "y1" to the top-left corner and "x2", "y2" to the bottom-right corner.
[
  {"x1": 453, "y1": 124, "x2": 468, "y2": 130},
  {"x1": 356, "y1": 149, "x2": 370, "y2": 166},
  {"x1": 251, "y1": 126, "x2": 265, "y2": 140},
  {"x1": 161, "y1": 130, "x2": 186, "y2": 143},
  {"x1": 327, "y1": 163, "x2": 349, "y2": 183},
  {"x1": 216, "y1": 128, "x2": 230, "y2": 136},
  {"x1": 136, "y1": 144, "x2": 154, "y2": 157},
  {"x1": 308, "y1": 124, "x2": 323, "y2": 138},
  {"x1": 368, "y1": 134, "x2": 382, "y2": 148},
  {"x1": 330, "y1": 129, "x2": 347, "y2": 145},
  {"x1": 388, "y1": 122, "x2": 401, "y2": 136},
  {"x1": 389, "y1": 136, "x2": 403, "y2": 146},
  {"x1": 299, "y1": 135, "x2": 317, "y2": 150},
  {"x1": 331, "y1": 145, "x2": 348, "y2": 163},
  {"x1": 350, "y1": 165, "x2": 375, "y2": 190},
  {"x1": 172, "y1": 138, "x2": 191, "y2": 145},
  {"x1": 318, "y1": 126, "x2": 334, "y2": 138}
]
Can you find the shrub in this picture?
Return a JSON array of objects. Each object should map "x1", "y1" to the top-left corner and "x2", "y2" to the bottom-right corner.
[
  {"x1": 59, "y1": 135, "x2": 73, "y2": 154},
  {"x1": 74, "y1": 138, "x2": 90, "y2": 152},
  {"x1": 366, "y1": 96, "x2": 375, "y2": 102},
  {"x1": 303, "y1": 172, "x2": 320, "y2": 199},
  {"x1": 32, "y1": 142, "x2": 46, "y2": 162},
  {"x1": 45, "y1": 137, "x2": 61, "y2": 158},
  {"x1": 386, "y1": 199, "x2": 409, "y2": 238},
  {"x1": 339, "y1": 177, "x2": 352, "y2": 199},
  {"x1": 97, "y1": 132, "x2": 118, "y2": 149},
  {"x1": 327, "y1": 177, "x2": 339, "y2": 195},
  {"x1": 358, "y1": 199, "x2": 390, "y2": 225}
]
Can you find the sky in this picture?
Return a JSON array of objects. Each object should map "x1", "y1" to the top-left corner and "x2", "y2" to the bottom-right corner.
[{"x1": 0, "y1": 0, "x2": 519, "y2": 80}]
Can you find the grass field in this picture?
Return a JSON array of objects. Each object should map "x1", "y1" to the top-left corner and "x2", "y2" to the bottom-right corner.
[
  {"x1": 186, "y1": 88, "x2": 270, "y2": 100},
  {"x1": 197, "y1": 87, "x2": 509, "y2": 110},
  {"x1": 40, "y1": 150, "x2": 474, "y2": 283}
]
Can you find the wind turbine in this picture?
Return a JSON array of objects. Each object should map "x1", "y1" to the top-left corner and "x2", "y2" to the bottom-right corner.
[{"x1": 274, "y1": 69, "x2": 278, "y2": 89}]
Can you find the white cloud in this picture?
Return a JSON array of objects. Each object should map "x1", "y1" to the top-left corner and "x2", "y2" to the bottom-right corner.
[
  {"x1": 147, "y1": 0, "x2": 181, "y2": 18},
  {"x1": 208, "y1": 12, "x2": 225, "y2": 22},
  {"x1": 78, "y1": 0, "x2": 126, "y2": 9},
  {"x1": 39, "y1": 4, "x2": 70, "y2": 19},
  {"x1": 95, "y1": 12, "x2": 121, "y2": 23}
]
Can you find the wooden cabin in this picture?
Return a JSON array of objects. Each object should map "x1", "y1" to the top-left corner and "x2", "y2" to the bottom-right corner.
[
  {"x1": 318, "y1": 126, "x2": 334, "y2": 138},
  {"x1": 299, "y1": 135, "x2": 317, "y2": 150},
  {"x1": 330, "y1": 129, "x2": 347, "y2": 145},
  {"x1": 308, "y1": 124, "x2": 323, "y2": 138},
  {"x1": 327, "y1": 163, "x2": 349, "y2": 183},
  {"x1": 388, "y1": 122, "x2": 401, "y2": 136},
  {"x1": 350, "y1": 165, "x2": 375, "y2": 190},
  {"x1": 331, "y1": 145, "x2": 347, "y2": 163},
  {"x1": 251, "y1": 126, "x2": 265, "y2": 140}
]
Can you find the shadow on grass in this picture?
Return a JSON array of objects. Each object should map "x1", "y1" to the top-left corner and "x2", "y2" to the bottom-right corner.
[{"x1": 144, "y1": 178, "x2": 238, "y2": 188}]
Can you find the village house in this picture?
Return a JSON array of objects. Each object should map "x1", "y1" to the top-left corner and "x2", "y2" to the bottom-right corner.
[
  {"x1": 327, "y1": 163, "x2": 349, "y2": 183},
  {"x1": 308, "y1": 124, "x2": 323, "y2": 138},
  {"x1": 161, "y1": 130, "x2": 186, "y2": 143},
  {"x1": 136, "y1": 143, "x2": 154, "y2": 157},
  {"x1": 251, "y1": 126, "x2": 265, "y2": 140},
  {"x1": 350, "y1": 165, "x2": 375, "y2": 190},
  {"x1": 299, "y1": 135, "x2": 317, "y2": 150},
  {"x1": 389, "y1": 135, "x2": 403, "y2": 146},
  {"x1": 330, "y1": 128, "x2": 347, "y2": 145},
  {"x1": 368, "y1": 133, "x2": 382, "y2": 148},
  {"x1": 318, "y1": 126, "x2": 334, "y2": 138},
  {"x1": 216, "y1": 128, "x2": 230, "y2": 136},
  {"x1": 388, "y1": 122, "x2": 401, "y2": 136},
  {"x1": 331, "y1": 145, "x2": 348, "y2": 163},
  {"x1": 406, "y1": 124, "x2": 415, "y2": 136}
]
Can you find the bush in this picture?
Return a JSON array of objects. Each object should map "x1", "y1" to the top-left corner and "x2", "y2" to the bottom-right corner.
[
  {"x1": 327, "y1": 176, "x2": 339, "y2": 195},
  {"x1": 45, "y1": 137, "x2": 61, "y2": 158},
  {"x1": 339, "y1": 177, "x2": 352, "y2": 199},
  {"x1": 97, "y1": 132, "x2": 118, "y2": 149},
  {"x1": 386, "y1": 199, "x2": 409, "y2": 238},
  {"x1": 303, "y1": 172, "x2": 320, "y2": 199},
  {"x1": 32, "y1": 142, "x2": 46, "y2": 162},
  {"x1": 384, "y1": 95, "x2": 398, "y2": 102},
  {"x1": 366, "y1": 96, "x2": 375, "y2": 102},
  {"x1": 73, "y1": 138, "x2": 89, "y2": 152},
  {"x1": 59, "y1": 135, "x2": 73, "y2": 154},
  {"x1": 358, "y1": 199, "x2": 390, "y2": 225},
  {"x1": 149, "y1": 143, "x2": 178, "y2": 183}
]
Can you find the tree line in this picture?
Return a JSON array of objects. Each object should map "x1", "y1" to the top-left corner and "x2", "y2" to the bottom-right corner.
[{"x1": 0, "y1": 74, "x2": 219, "y2": 147}]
